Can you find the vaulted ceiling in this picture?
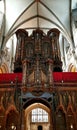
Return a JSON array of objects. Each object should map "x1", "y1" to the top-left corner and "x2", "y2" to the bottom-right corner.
[
  {"x1": 0, "y1": 0, "x2": 77, "y2": 73},
  {"x1": 0, "y1": 0, "x2": 75, "y2": 46},
  {"x1": 0, "y1": 0, "x2": 77, "y2": 53}
]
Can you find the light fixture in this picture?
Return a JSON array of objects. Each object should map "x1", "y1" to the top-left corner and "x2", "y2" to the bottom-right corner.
[
  {"x1": 11, "y1": 123, "x2": 16, "y2": 130},
  {"x1": 70, "y1": 124, "x2": 73, "y2": 129}
]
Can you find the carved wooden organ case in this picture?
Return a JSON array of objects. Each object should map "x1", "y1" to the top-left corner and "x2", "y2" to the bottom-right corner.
[{"x1": 14, "y1": 28, "x2": 62, "y2": 91}]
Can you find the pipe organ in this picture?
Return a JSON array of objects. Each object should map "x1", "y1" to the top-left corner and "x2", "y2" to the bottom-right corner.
[
  {"x1": 1, "y1": 29, "x2": 77, "y2": 130},
  {"x1": 14, "y1": 28, "x2": 62, "y2": 95}
]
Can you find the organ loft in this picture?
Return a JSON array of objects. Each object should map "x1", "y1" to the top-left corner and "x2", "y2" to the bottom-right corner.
[
  {"x1": 0, "y1": 28, "x2": 77, "y2": 130},
  {"x1": 14, "y1": 28, "x2": 62, "y2": 91}
]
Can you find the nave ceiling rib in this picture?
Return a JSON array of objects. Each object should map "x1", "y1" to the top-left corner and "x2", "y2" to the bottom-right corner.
[{"x1": 3, "y1": 0, "x2": 72, "y2": 47}]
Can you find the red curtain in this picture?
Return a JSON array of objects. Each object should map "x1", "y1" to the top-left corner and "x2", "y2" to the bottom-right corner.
[
  {"x1": 0, "y1": 72, "x2": 77, "y2": 83},
  {"x1": 53, "y1": 72, "x2": 77, "y2": 82},
  {"x1": 0, "y1": 73, "x2": 22, "y2": 83}
]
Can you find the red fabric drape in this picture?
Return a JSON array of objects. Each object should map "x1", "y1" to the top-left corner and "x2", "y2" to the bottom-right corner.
[
  {"x1": 0, "y1": 73, "x2": 22, "y2": 83},
  {"x1": 53, "y1": 72, "x2": 77, "y2": 82},
  {"x1": 0, "y1": 72, "x2": 77, "y2": 83}
]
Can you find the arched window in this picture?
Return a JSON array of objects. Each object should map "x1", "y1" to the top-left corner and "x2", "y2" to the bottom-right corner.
[{"x1": 31, "y1": 108, "x2": 48, "y2": 122}]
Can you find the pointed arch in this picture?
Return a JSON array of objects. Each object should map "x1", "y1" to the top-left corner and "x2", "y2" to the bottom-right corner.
[
  {"x1": 55, "y1": 105, "x2": 66, "y2": 130},
  {"x1": 67, "y1": 105, "x2": 76, "y2": 130},
  {"x1": 5, "y1": 105, "x2": 20, "y2": 130}
]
